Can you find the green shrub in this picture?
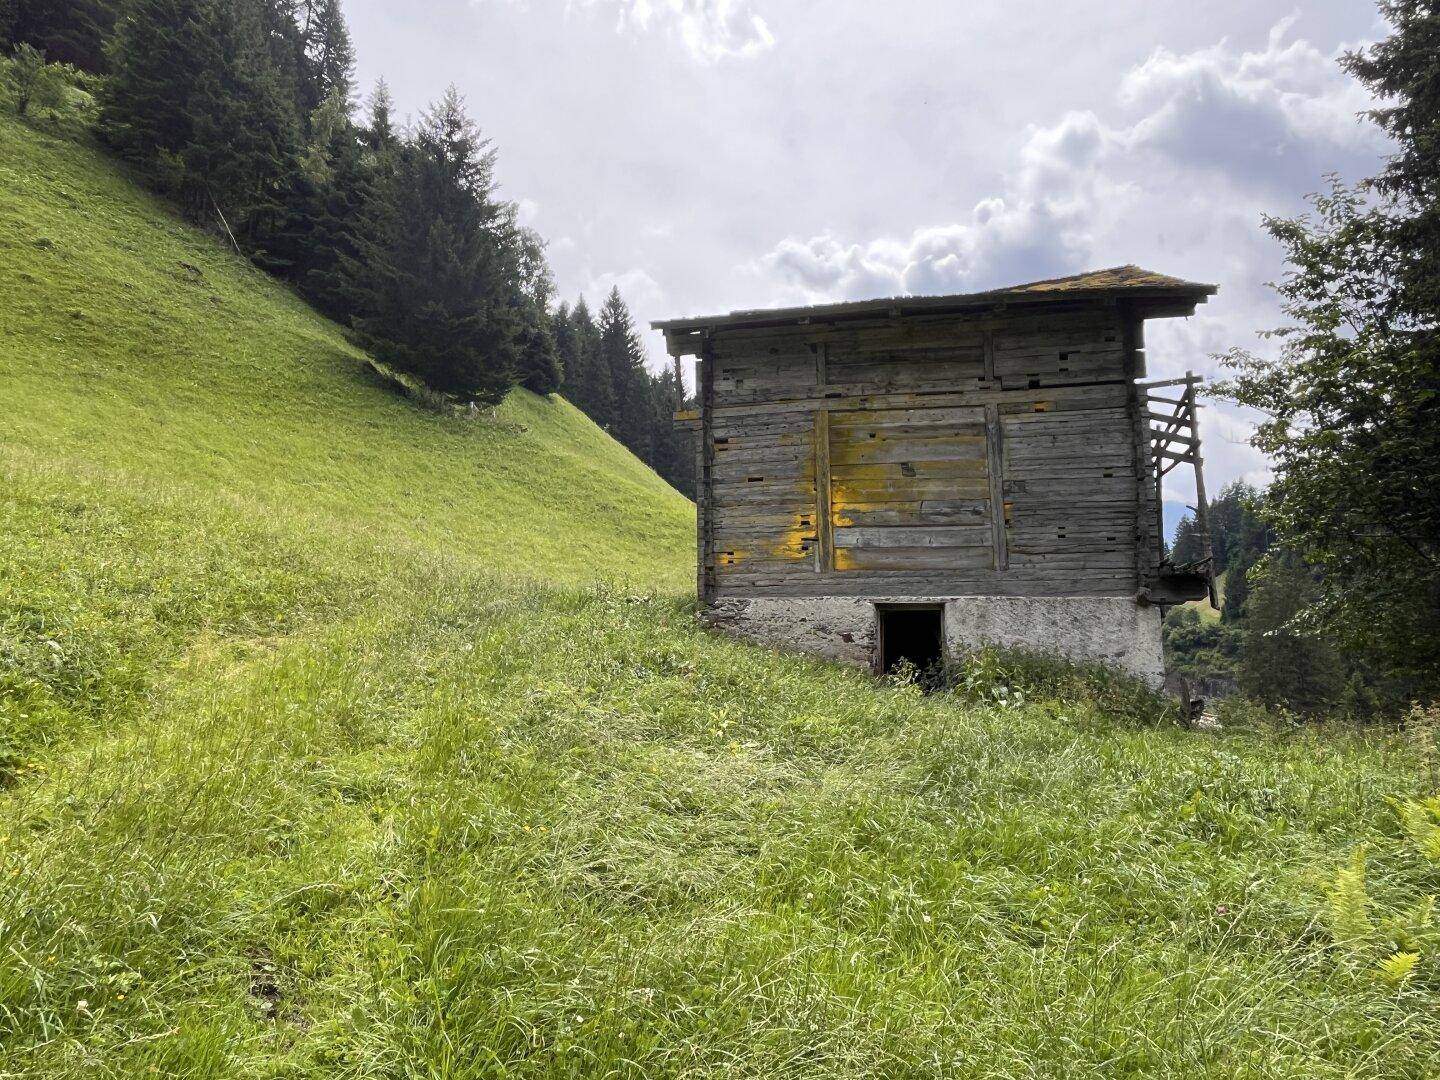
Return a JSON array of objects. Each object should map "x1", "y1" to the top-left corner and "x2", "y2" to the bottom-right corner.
[
  {"x1": 1162, "y1": 604, "x2": 1242, "y2": 680},
  {"x1": 938, "y1": 646, "x2": 1182, "y2": 727},
  {"x1": 1, "y1": 45, "x2": 95, "y2": 132}
]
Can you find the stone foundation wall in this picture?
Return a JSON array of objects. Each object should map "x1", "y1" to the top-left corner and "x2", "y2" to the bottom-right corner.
[{"x1": 703, "y1": 595, "x2": 1166, "y2": 687}]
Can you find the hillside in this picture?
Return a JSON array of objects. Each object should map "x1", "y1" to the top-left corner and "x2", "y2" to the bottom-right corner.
[
  {"x1": 0, "y1": 118, "x2": 695, "y2": 587},
  {"x1": 2, "y1": 117, "x2": 1438, "y2": 1078}
]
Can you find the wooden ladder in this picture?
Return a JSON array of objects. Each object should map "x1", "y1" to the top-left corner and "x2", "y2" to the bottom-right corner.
[{"x1": 1139, "y1": 372, "x2": 1218, "y2": 609}]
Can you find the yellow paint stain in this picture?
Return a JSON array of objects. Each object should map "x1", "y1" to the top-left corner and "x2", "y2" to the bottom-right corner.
[
  {"x1": 833, "y1": 548, "x2": 858, "y2": 572},
  {"x1": 717, "y1": 548, "x2": 747, "y2": 567},
  {"x1": 770, "y1": 513, "x2": 817, "y2": 560}
]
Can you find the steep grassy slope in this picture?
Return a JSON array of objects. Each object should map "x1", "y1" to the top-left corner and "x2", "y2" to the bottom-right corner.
[
  {"x1": 2, "y1": 118, "x2": 1438, "y2": 1078},
  {"x1": 0, "y1": 118, "x2": 694, "y2": 588}
]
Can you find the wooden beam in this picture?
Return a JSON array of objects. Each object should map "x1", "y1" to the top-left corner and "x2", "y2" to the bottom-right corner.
[
  {"x1": 1137, "y1": 374, "x2": 1204, "y2": 390},
  {"x1": 698, "y1": 352, "x2": 716, "y2": 603},
  {"x1": 984, "y1": 403, "x2": 1009, "y2": 571},
  {"x1": 1186, "y1": 374, "x2": 1220, "y2": 609},
  {"x1": 814, "y1": 409, "x2": 834, "y2": 572}
]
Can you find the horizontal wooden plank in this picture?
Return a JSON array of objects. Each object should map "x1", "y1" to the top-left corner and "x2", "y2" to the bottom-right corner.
[
  {"x1": 1005, "y1": 464, "x2": 1135, "y2": 482},
  {"x1": 712, "y1": 429, "x2": 814, "y2": 449},
  {"x1": 710, "y1": 574, "x2": 1137, "y2": 598},
  {"x1": 830, "y1": 438, "x2": 988, "y2": 467},
  {"x1": 832, "y1": 501, "x2": 990, "y2": 528},
  {"x1": 834, "y1": 525, "x2": 994, "y2": 549},
  {"x1": 712, "y1": 383, "x2": 1129, "y2": 419},
  {"x1": 711, "y1": 458, "x2": 814, "y2": 482},
  {"x1": 829, "y1": 406, "x2": 986, "y2": 429},
  {"x1": 1003, "y1": 476, "x2": 1136, "y2": 499},
  {"x1": 832, "y1": 478, "x2": 992, "y2": 503},
  {"x1": 834, "y1": 546, "x2": 997, "y2": 572},
  {"x1": 830, "y1": 460, "x2": 989, "y2": 482},
  {"x1": 712, "y1": 488, "x2": 815, "y2": 510}
]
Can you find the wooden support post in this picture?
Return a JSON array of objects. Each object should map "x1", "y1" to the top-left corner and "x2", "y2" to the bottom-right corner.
[
  {"x1": 1125, "y1": 312, "x2": 1156, "y2": 595},
  {"x1": 984, "y1": 403, "x2": 1008, "y2": 571},
  {"x1": 697, "y1": 344, "x2": 716, "y2": 604},
  {"x1": 814, "y1": 408, "x2": 834, "y2": 573},
  {"x1": 1186, "y1": 373, "x2": 1220, "y2": 610}
]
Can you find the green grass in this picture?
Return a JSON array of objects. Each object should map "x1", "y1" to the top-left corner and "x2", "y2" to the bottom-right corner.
[{"x1": 2, "y1": 116, "x2": 1438, "y2": 1077}]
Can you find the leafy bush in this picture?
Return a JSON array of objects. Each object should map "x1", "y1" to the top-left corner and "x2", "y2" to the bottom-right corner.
[
  {"x1": 937, "y1": 646, "x2": 1182, "y2": 727},
  {"x1": 1, "y1": 44, "x2": 96, "y2": 132},
  {"x1": 1163, "y1": 605, "x2": 1242, "y2": 680}
]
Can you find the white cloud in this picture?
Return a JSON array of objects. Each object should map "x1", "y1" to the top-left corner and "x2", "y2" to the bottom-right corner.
[
  {"x1": 1117, "y1": 16, "x2": 1384, "y2": 194},
  {"x1": 735, "y1": 14, "x2": 1385, "y2": 501},
  {"x1": 751, "y1": 17, "x2": 1381, "y2": 306},
  {"x1": 584, "y1": 266, "x2": 665, "y2": 311},
  {"x1": 750, "y1": 110, "x2": 1119, "y2": 305},
  {"x1": 574, "y1": 0, "x2": 774, "y2": 61}
]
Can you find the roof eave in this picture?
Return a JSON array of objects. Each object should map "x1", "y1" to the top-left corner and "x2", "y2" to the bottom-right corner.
[{"x1": 650, "y1": 285, "x2": 1217, "y2": 335}]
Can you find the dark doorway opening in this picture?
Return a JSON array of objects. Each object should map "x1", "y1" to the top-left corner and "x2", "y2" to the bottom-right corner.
[{"x1": 877, "y1": 605, "x2": 944, "y2": 676}]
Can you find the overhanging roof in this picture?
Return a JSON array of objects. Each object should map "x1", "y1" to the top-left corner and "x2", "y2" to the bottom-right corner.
[{"x1": 651, "y1": 265, "x2": 1217, "y2": 335}]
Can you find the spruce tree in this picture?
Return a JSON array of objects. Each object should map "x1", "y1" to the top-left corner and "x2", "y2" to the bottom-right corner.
[
  {"x1": 363, "y1": 76, "x2": 395, "y2": 151},
  {"x1": 597, "y1": 287, "x2": 649, "y2": 452},
  {"x1": 265, "y1": 89, "x2": 368, "y2": 316},
  {"x1": 8, "y1": 0, "x2": 118, "y2": 73},
  {"x1": 347, "y1": 86, "x2": 519, "y2": 404},
  {"x1": 514, "y1": 300, "x2": 562, "y2": 394},
  {"x1": 101, "y1": 0, "x2": 209, "y2": 172},
  {"x1": 551, "y1": 299, "x2": 576, "y2": 390},
  {"x1": 102, "y1": 0, "x2": 299, "y2": 237},
  {"x1": 566, "y1": 297, "x2": 612, "y2": 423},
  {"x1": 645, "y1": 365, "x2": 694, "y2": 496},
  {"x1": 1345, "y1": 1, "x2": 1440, "y2": 321},
  {"x1": 184, "y1": 0, "x2": 299, "y2": 238},
  {"x1": 299, "y1": 0, "x2": 353, "y2": 115}
]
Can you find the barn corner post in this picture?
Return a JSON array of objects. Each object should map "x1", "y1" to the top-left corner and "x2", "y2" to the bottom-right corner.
[
  {"x1": 660, "y1": 326, "x2": 714, "y2": 609},
  {"x1": 1123, "y1": 306, "x2": 1157, "y2": 601},
  {"x1": 697, "y1": 333, "x2": 717, "y2": 606}
]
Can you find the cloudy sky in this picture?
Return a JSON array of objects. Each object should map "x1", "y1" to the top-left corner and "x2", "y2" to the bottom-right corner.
[{"x1": 344, "y1": 0, "x2": 1392, "y2": 515}]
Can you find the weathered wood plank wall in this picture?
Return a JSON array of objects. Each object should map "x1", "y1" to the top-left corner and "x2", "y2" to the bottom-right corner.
[{"x1": 698, "y1": 305, "x2": 1151, "y2": 600}]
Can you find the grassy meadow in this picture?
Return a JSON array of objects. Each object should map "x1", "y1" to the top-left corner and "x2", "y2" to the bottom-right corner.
[{"x1": 2, "y1": 116, "x2": 1439, "y2": 1077}]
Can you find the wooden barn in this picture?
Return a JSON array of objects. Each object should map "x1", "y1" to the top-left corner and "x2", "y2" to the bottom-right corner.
[{"x1": 655, "y1": 266, "x2": 1218, "y2": 684}]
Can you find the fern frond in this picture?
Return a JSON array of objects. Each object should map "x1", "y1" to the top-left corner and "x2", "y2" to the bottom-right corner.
[
  {"x1": 1398, "y1": 799, "x2": 1440, "y2": 862},
  {"x1": 1375, "y1": 950, "x2": 1419, "y2": 985},
  {"x1": 1326, "y1": 845, "x2": 1373, "y2": 947}
]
